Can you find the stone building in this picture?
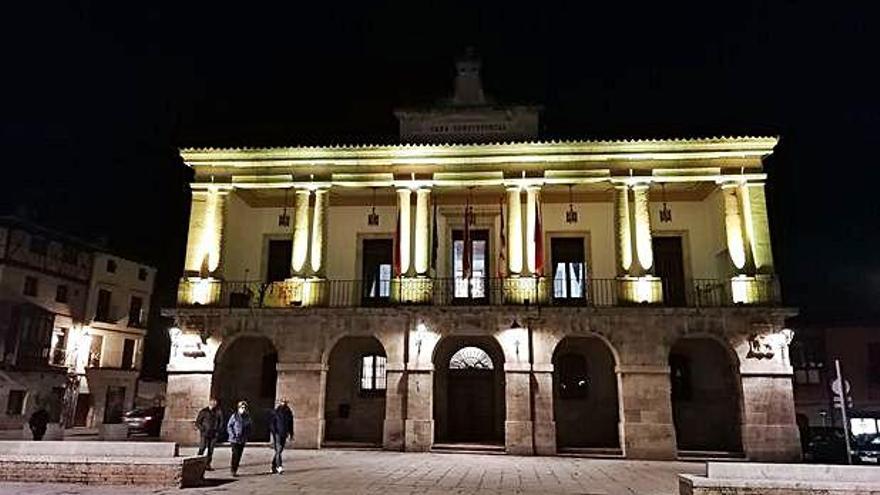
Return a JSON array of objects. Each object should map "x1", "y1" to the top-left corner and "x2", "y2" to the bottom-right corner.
[
  {"x1": 0, "y1": 216, "x2": 156, "y2": 431},
  {"x1": 162, "y1": 55, "x2": 800, "y2": 461}
]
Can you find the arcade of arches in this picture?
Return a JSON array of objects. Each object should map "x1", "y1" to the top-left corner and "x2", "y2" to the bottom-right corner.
[{"x1": 163, "y1": 311, "x2": 802, "y2": 462}]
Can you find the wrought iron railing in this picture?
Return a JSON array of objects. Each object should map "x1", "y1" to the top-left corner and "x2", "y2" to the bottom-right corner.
[{"x1": 177, "y1": 276, "x2": 780, "y2": 309}]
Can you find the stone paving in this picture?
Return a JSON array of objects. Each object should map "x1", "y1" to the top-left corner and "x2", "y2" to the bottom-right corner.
[{"x1": 0, "y1": 446, "x2": 704, "y2": 495}]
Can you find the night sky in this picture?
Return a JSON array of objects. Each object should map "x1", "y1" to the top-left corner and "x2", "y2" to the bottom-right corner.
[{"x1": 2, "y1": 2, "x2": 878, "y2": 377}]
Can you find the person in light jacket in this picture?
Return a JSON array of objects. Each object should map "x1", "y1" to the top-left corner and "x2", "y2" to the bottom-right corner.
[{"x1": 226, "y1": 401, "x2": 252, "y2": 477}]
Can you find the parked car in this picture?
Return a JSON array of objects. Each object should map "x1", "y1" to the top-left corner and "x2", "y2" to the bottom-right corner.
[
  {"x1": 123, "y1": 407, "x2": 164, "y2": 437},
  {"x1": 852, "y1": 433, "x2": 880, "y2": 465}
]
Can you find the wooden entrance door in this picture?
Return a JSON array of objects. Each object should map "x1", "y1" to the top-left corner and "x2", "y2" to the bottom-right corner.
[
  {"x1": 653, "y1": 236, "x2": 686, "y2": 306},
  {"x1": 447, "y1": 370, "x2": 495, "y2": 442}
]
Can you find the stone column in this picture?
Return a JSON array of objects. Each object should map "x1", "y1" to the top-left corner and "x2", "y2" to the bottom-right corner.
[
  {"x1": 631, "y1": 183, "x2": 653, "y2": 273},
  {"x1": 404, "y1": 363, "x2": 433, "y2": 452},
  {"x1": 396, "y1": 188, "x2": 412, "y2": 276},
  {"x1": 617, "y1": 365, "x2": 677, "y2": 460},
  {"x1": 525, "y1": 186, "x2": 540, "y2": 275},
  {"x1": 614, "y1": 185, "x2": 633, "y2": 276},
  {"x1": 161, "y1": 370, "x2": 213, "y2": 445},
  {"x1": 532, "y1": 363, "x2": 556, "y2": 455},
  {"x1": 291, "y1": 189, "x2": 312, "y2": 276},
  {"x1": 309, "y1": 187, "x2": 328, "y2": 276},
  {"x1": 414, "y1": 188, "x2": 431, "y2": 275},
  {"x1": 506, "y1": 186, "x2": 523, "y2": 275},
  {"x1": 740, "y1": 373, "x2": 802, "y2": 461},
  {"x1": 722, "y1": 182, "x2": 748, "y2": 272},
  {"x1": 505, "y1": 362, "x2": 534, "y2": 455},
  {"x1": 184, "y1": 188, "x2": 227, "y2": 278},
  {"x1": 276, "y1": 363, "x2": 326, "y2": 449},
  {"x1": 383, "y1": 362, "x2": 406, "y2": 450},
  {"x1": 740, "y1": 182, "x2": 774, "y2": 274}
]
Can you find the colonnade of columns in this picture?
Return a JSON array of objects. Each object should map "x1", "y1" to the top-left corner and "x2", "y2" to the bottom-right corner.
[
  {"x1": 614, "y1": 183, "x2": 661, "y2": 303},
  {"x1": 503, "y1": 185, "x2": 543, "y2": 277},
  {"x1": 720, "y1": 181, "x2": 775, "y2": 303},
  {"x1": 290, "y1": 187, "x2": 329, "y2": 278}
]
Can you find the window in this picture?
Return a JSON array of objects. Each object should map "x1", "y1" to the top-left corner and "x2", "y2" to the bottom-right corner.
[
  {"x1": 95, "y1": 289, "x2": 112, "y2": 322},
  {"x1": 55, "y1": 284, "x2": 68, "y2": 303},
  {"x1": 50, "y1": 328, "x2": 68, "y2": 366},
  {"x1": 89, "y1": 334, "x2": 104, "y2": 368},
  {"x1": 449, "y1": 346, "x2": 493, "y2": 369},
  {"x1": 452, "y1": 229, "x2": 488, "y2": 300},
  {"x1": 868, "y1": 344, "x2": 880, "y2": 386},
  {"x1": 29, "y1": 237, "x2": 48, "y2": 255},
  {"x1": 362, "y1": 239, "x2": 393, "y2": 303},
  {"x1": 138, "y1": 267, "x2": 148, "y2": 281},
  {"x1": 121, "y1": 339, "x2": 136, "y2": 369},
  {"x1": 23, "y1": 276, "x2": 38, "y2": 297},
  {"x1": 551, "y1": 238, "x2": 586, "y2": 301},
  {"x1": 669, "y1": 354, "x2": 692, "y2": 401},
  {"x1": 61, "y1": 245, "x2": 78, "y2": 264},
  {"x1": 128, "y1": 296, "x2": 143, "y2": 327},
  {"x1": 10, "y1": 305, "x2": 54, "y2": 368},
  {"x1": 360, "y1": 354, "x2": 387, "y2": 395},
  {"x1": 791, "y1": 334, "x2": 826, "y2": 385},
  {"x1": 6, "y1": 391, "x2": 25, "y2": 415},
  {"x1": 557, "y1": 353, "x2": 589, "y2": 399},
  {"x1": 106, "y1": 259, "x2": 117, "y2": 273}
]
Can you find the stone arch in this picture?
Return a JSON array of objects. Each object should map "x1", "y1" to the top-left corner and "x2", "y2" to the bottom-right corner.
[
  {"x1": 552, "y1": 335, "x2": 621, "y2": 450},
  {"x1": 323, "y1": 335, "x2": 388, "y2": 445},
  {"x1": 669, "y1": 336, "x2": 743, "y2": 453},
  {"x1": 432, "y1": 335, "x2": 506, "y2": 444},
  {"x1": 212, "y1": 334, "x2": 278, "y2": 441}
]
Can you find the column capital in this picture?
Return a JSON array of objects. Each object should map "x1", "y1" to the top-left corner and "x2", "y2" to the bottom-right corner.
[
  {"x1": 505, "y1": 184, "x2": 523, "y2": 193},
  {"x1": 631, "y1": 181, "x2": 651, "y2": 191},
  {"x1": 720, "y1": 180, "x2": 745, "y2": 189}
]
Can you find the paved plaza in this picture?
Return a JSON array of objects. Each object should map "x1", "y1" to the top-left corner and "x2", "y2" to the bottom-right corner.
[{"x1": 0, "y1": 446, "x2": 704, "y2": 495}]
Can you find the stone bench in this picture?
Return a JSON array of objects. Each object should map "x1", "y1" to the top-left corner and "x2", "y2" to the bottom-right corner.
[
  {"x1": 680, "y1": 462, "x2": 880, "y2": 495},
  {"x1": 0, "y1": 441, "x2": 205, "y2": 488}
]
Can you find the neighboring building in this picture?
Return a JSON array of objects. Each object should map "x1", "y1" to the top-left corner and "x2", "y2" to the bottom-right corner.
[
  {"x1": 791, "y1": 320, "x2": 880, "y2": 429},
  {"x1": 0, "y1": 216, "x2": 156, "y2": 430},
  {"x1": 162, "y1": 54, "x2": 800, "y2": 461}
]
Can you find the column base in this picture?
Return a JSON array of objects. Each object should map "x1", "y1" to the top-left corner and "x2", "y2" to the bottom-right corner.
[
  {"x1": 620, "y1": 421, "x2": 677, "y2": 460},
  {"x1": 533, "y1": 420, "x2": 556, "y2": 456},
  {"x1": 404, "y1": 419, "x2": 434, "y2": 452},
  {"x1": 505, "y1": 420, "x2": 534, "y2": 456},
  {"x1": 617, "y1": 276, "x2": 663, "y2": 304},
  {"x1": 383, "y1": 419, "x2": 405, "y2": 451},
  {"x1": 742, "y1": 424, "x2": 802, "y2": 462}
]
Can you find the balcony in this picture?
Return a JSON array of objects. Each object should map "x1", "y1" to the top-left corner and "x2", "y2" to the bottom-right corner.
[{"x1": 177, "y1": 276, "x2": 780, "y2": 309}]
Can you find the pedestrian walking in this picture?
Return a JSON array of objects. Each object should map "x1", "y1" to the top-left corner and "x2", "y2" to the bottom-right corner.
[
  {"x1": 226, "y1": 401, "x2": 252, "y2": 477},
  {"x1": 195, "y1": 398, "x2": 223, "y2": 470},
  {"x1": 28, "y1": 407, "x2": 50, "y2": 441},
  {"x1": 269, "y1": 399, "x2": 294, "y2": 474}
]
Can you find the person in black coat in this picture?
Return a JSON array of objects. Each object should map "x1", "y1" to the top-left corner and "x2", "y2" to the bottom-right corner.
[
  {"x1": 268, "y1": 399, "x2": 294, "y2": 474},
  {"x1": 194, "y1": 398, "x2": 223, "y2": 470},
  {"x1": 28, "y1": 407, "x2": 50, "y2": 441}
]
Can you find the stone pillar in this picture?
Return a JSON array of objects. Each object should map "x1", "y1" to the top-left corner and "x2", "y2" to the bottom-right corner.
[
  {"x1": 525, "y1": 186, "x2": 539, "y2": 274},
  {"x1": 506, "y1": 186, "x2": 523, "y2": 275},
  {"x1": 404, "y1": 364, "x2": 433, "y2": 452},
  {"x1": 740, "y1": 182, "x2": 774, "y2": 274},
  {"x1": 631, "y1": 183, "x2": 653, "y2": 273},
  {"x1": 291, "y1": 189, "x2": 312, "y2": 276},
  {"x1": 531, "y1": 363, "x2": 556, "y2": 455},
  {"x1": 184, "y1": 188, "x2": 227, "y2": 277},
  {"x1": 722, "y1": 182, "x2": 748, "y2": 272},
  {"x1": 504, "y1": 362, "x2": 534, "y2": 455},
  {"x1": 740, "y1": 373, "x2": 802, "y2": 461},
  {"x1": 396, "y1": 188, "x2": 412, "y2": 276},
  {"x1": 614, "y1": 185, "x2": 633, "y2": 276},
  {"x1": 413, "y1": 188, "x2": 431, "y2": 275},
  {"x1": 161, "y1": 370, "x2": 213, "y2": 445},
  {"x1": 383, "y1": 363, "x2": 406, "y2": 450},
  {"x1": 310, "y1": 188, "x2": 328, "y2": 276},
  {"x1": 617, "y1": 365, "x2": 677, "y2": 460},
  {"x1": 277, "y1": 363, "x2": 326, "y2": 449}
]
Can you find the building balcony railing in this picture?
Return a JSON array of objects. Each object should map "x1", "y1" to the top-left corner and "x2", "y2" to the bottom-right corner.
[{"x1": 177, "y1": 275, "x2": 780, "y2": 309}]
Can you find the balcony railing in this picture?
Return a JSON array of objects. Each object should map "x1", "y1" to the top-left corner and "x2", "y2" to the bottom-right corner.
[{"x1": 177, "y1": 276, "x2": 780, "y2": 309}]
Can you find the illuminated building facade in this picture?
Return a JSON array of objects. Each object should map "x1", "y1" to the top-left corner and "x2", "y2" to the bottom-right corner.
[{"x1": 163, "y1": 54, "x2": 800, "y2": 460}]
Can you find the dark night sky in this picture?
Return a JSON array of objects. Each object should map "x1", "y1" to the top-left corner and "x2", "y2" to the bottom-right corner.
[{"x1": 2, "y1": 2, "x2": 879, "y2": 377}]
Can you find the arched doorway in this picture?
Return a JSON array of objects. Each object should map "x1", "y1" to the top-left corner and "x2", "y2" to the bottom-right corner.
[
  {"x1": 212, "y1": 335, "x2": 277, "y2": 441},
  {"x1": 669, "y1": 338, "x2": 742, "y2": 453},
  {"x1": 324, "y1": 336, "x2": 387, "y2": 445},
  {"x1": 553, "y1": 336, "x2": 620, "y2": 451},
  {"x1": 433, "y1": 337, "x2": 505, "y2": 445}
]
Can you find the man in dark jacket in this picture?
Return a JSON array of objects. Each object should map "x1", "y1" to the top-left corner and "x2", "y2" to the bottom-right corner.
[
  {"x1": 226, "y1": 401, "x2": 252, "y2": 477},
  {"x1": 28, "y1": 407, "x2": 50, "y2": 441},
  {"x1": 194, "y1": 398, "x2": 223, "y2": 470},
  {"x1": 269, "y1": 399, "x2": 294, "y2": 474}
]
